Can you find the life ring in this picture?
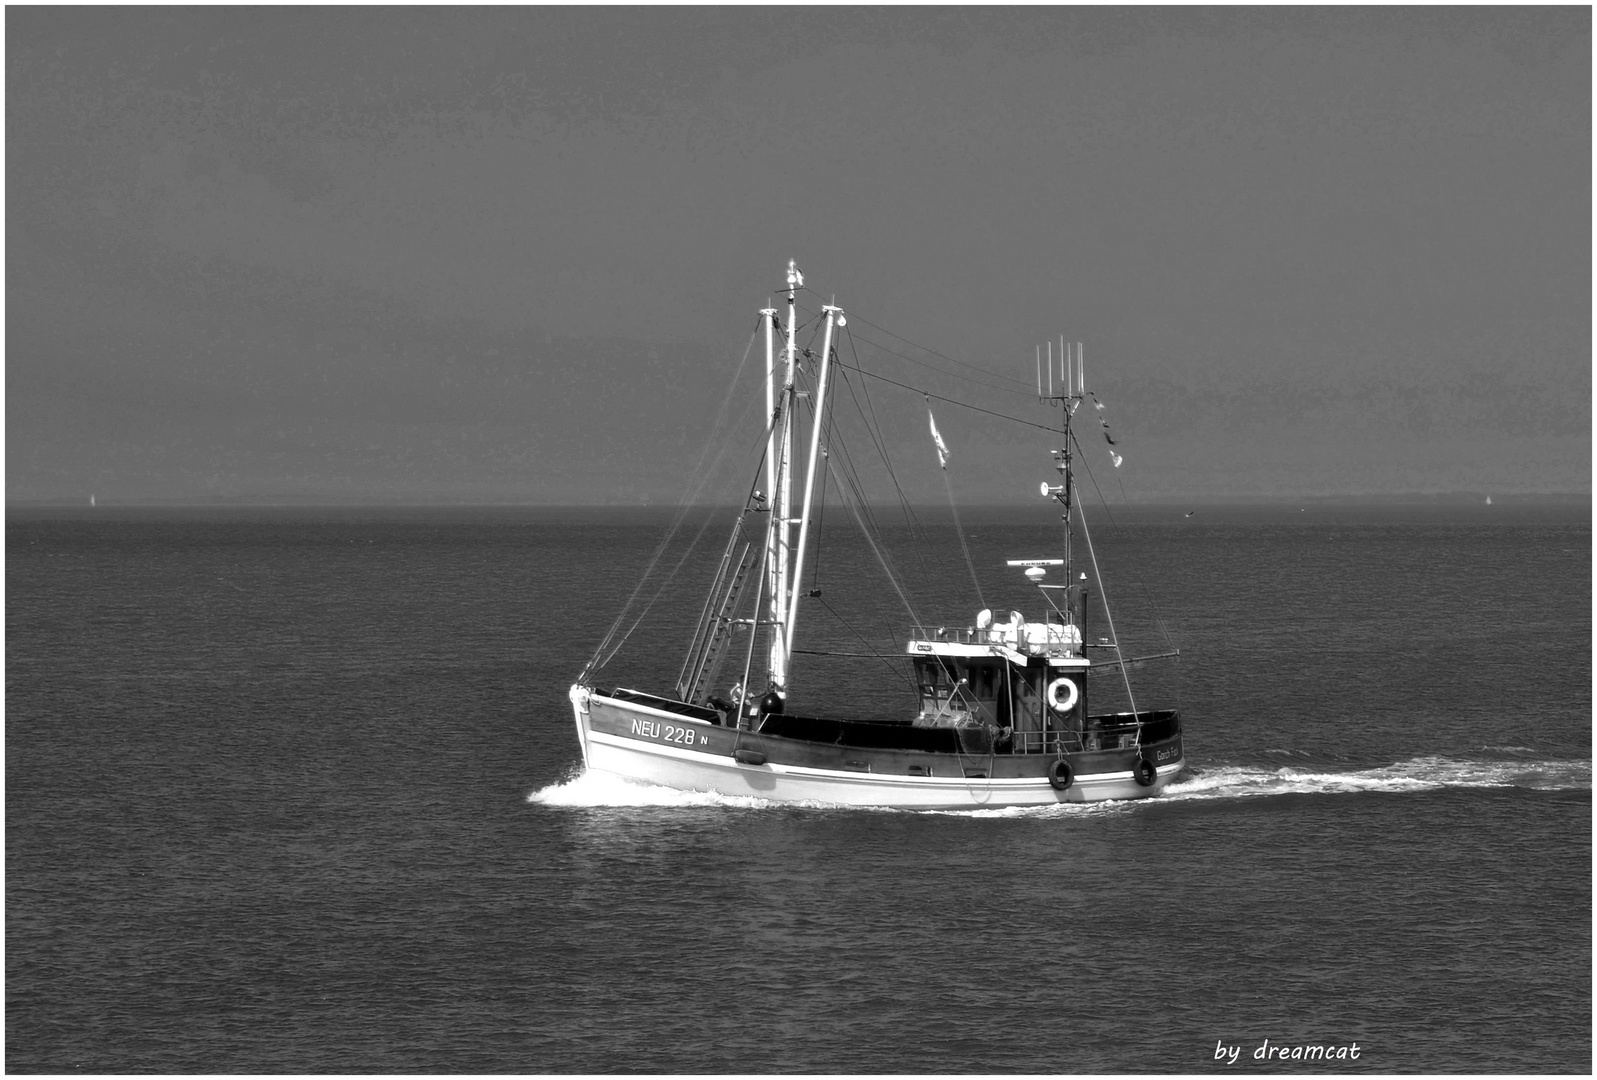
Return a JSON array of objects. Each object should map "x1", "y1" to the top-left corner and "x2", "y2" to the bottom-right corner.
[
  {"x1": 1046, "y1": 677, "x2": 1078, "y2": 713},
  {"x1": 1047, "y1": 758, "x2": 1074, "y2": 791},
  {"x1": 1134, "y1": 756, "x2": 1156, "y2": 787}
]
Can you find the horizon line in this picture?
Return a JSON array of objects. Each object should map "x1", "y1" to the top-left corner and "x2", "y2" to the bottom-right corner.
[{"x1": 8, "y1": 491, "x2": 1590, "y2": 511}]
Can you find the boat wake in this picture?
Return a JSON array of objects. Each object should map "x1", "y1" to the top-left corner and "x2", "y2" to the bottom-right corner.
[
  {"x1": 1159, "y1": 755, "x2": 1590, "y2": 802},
  {"x1": 530, "y1": 755, "x2": 1589, "y2": 813},
  {"x1": 529, "y1": 769, "x2": 779, "y2": 809}
]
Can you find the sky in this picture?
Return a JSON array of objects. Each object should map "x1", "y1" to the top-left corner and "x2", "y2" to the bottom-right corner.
[{"x1": 6, "y1": 6, "x2": 1590, "y2": 504}]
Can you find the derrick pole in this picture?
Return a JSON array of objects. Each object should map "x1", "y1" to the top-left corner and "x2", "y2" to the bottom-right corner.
[
  {"x1": 766, "y1": 260, "x2": 802, "y2": 698},
  {"x1": 784, "y1": 302, "x2": 841, "y2": 665}
]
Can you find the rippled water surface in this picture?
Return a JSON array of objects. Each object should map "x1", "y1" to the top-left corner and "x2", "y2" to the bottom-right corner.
[{"x1": 7, "y1": 503, "x2": 1590, "y2": 1072}]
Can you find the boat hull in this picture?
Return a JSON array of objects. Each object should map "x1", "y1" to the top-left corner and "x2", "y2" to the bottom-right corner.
[{"x1": 569, "y1": 685, "x2": 1184, "y2": 809}]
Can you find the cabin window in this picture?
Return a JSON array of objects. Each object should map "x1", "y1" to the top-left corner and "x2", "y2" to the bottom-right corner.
[
  {"x1": 963, "y1": 662, "x2": 1000, "y2": 724},
  {"x1": 914, "y1": 657, "x2": 997, "y2": 722},
  {"x1": 1011, "y1": 667, "x2": 1045, "y2": 735},
  {"x1": 915, "y1": 658, "x2": 950, "y2": 695},
  {"x1": 914, "y1": 658, "x2": 954, "y2": 718}
]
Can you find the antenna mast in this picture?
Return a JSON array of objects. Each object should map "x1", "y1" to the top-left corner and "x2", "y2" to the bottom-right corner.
[{"x1": 1040, "y1": 339, "x2": 1083, "y2": 627}]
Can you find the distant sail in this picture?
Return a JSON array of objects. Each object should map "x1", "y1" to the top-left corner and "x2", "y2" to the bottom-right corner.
[
  {"x1": 90, "y1": 494, "x2": 96, "y2": 507},
  {"x1": 1485, "y1": 495, "x2": 1492, "y2": 505}
]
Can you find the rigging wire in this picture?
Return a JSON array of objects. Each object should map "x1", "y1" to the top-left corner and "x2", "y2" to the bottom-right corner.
[
  {"x1": 792, "y1": 361, "x2": 836, "y2": 597},
  {"x1": 682, "y1": 304, "x2": 833, "y2": 695},
  {"x1": 1070, "y1": 427, "x2": 1179, "y2": 656},
  {"x1": 835, "y1": 359, "x2": 1063, "y2": 435},
  {"x1": 820, "y1": 356, "x2": 894, "y2": 559},
  {"x1": 811, "y1": 411, "x2": 829, "y2": 592},
  {"x1": 734, "y1": 486, "x2": 772, "y2": 713},
  {"x1": 833, "y1": 355, "x2": 944, "y2": 587},
  {"x1": 584, "y1": 324, "x2": 768, "y2": 675},
  {"x1": 823, "y1": 448, "x2": 922, "y2": 631},
  {"x1": 593, "y1": 399, "x2": 774, "y2": 673},
  {"x1": 805, "y1": 595, "x2": 920, "y2": 694},
  {"x1": 928, "y1": 395, "x2": 986, "y2": 611},
  {"x1": 1072, "y1": 481, "x2": 1141, "y2": 735},
  {"x1": 801, "y1": 288, "x2": 1039, "y2": 396},
  {"x1": 809, "y1": 392, "x2": 928, "y2": 650},
  {"x1": 844, "y1": 325, "x2": 1037, "y2": 399},
  {"x1": 841, "y1": 330, "x2": 918, "y2": 524},
  {"x1": 838, "y1": 333, "x2": 1182, "y2": 690},
  {"x1": 844, "y1": 326, "x2": 962, "y2": 580}
]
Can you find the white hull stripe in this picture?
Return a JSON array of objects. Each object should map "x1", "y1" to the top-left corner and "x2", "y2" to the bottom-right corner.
[
  {"x1": 583, "y1": 729, "x2": 1182, "y2": 803},
  {"x1": 587, "y1": 729, "x2": 1173, "y2": 786}
]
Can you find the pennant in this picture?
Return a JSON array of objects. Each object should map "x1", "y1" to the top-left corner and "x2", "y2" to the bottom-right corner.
[
  {"x1": 927, "y1": 406, "x2": 949, "y2": 469},
  {"x1": 1089, "y1": 390, "x2": 1118, "y2": 445}
]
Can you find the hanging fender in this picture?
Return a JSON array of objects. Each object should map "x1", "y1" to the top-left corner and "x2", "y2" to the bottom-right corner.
[
  {"x1": 1045, "y1": 677, "x2": 1078, "y2": 713},
  {"x1": 1047, "y1": 758, "x2": 1074, "y2": 791},
  {"x1": 1134, "y1": 756, "x2": 1157, "y2": 787}
]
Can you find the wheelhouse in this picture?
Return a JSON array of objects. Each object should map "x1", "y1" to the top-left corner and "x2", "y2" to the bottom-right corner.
[{"x1": 906, "y1": 610, "x2": 1096, "y2": 755}]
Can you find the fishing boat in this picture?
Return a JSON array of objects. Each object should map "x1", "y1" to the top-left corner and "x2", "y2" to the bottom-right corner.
[{"x1": 567, "y1": 262, "x2": 1184, "y2": 807}]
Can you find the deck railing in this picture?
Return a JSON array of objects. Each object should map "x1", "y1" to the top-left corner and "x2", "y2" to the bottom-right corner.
[
  {"x1": 908, "y1": 614, "x2": 1083, "y2": 657},
  {"x1": 1003, "y1": 710, "x2": 1181, "y2": 754}
]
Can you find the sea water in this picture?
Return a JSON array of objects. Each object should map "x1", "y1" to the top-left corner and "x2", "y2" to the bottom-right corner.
[{"x1": 6, "y1": 502, "x2": 1590, "y2": 1072}]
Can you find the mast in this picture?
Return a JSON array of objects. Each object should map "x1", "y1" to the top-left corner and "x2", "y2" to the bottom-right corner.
[
  {"x1": 759, "y1": 298, "x2": 782, "y2": 699},
  {"x1": 761, "y1": 303, "x2": 777, "y2": 508},
  {"x1": 784, "y1": 301, "x2": 840, "y2": 666},
  {"x1": 679, "y1": 300, "x2": 782, "y2": 708},
  {"x1": 1041, "y1": 340, "x2": 1081, "y2": 627},
  {"x1": 1068, "y1": 342, "x2": 1079, "y2": 603},
  {"x1": 766, "y1": 260, "x2": 802, "y2": 695}
]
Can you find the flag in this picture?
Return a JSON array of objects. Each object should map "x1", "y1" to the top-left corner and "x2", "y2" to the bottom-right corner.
[
  {"x1": 928, "y1": 407, "x2": 949, "y2": 469},
  {"x1": 1089, "y1": 390, "x2": 1118, "y2": 445}
]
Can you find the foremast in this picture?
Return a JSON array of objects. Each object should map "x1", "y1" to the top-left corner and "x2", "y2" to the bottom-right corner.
[
  {"x1": 762, "y1": 260, "x2": 840, "y2": 709},
  {"x1": 762, "y1": 262, "x2": 801, "y2": 701},
  {"x1": 677, "y1": 262, "x2": 841, "y2": 719}
]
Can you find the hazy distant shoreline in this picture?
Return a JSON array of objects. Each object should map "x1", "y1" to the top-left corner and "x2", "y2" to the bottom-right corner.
[{"x1": 9, "y1": 493, "x2": 1589, "y2": 514}]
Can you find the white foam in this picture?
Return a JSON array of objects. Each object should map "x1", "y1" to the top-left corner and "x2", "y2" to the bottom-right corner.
[
  {"x1": 529, "y1": 768, "x2": 1132, "y2": 815},
  {"x1": 530, "y1": 756, "x2": 1589, "y2": 812},
  {"x1": 1161, "y1": 756, "x2": 1591, "y2": 802},
  {"x1": 930, "y1": 799, "x2": 1136, "y2": 819},
  {"x1": 529, "y1": 769, "x2": 778, "y2": 809}
]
